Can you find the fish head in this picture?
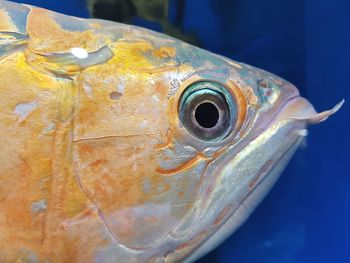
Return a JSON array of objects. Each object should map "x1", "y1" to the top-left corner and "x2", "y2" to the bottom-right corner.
[{"x1": 58, "y1": 17, "x2": 343, "y2": 262}]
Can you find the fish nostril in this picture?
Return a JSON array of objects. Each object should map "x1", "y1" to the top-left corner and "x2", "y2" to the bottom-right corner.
[{"x1": 257, "y1": 79, "x2": 280, "y2": 105}]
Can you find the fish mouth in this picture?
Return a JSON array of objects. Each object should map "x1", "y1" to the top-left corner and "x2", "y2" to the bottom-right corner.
[{"x1": 275, "y1": 96, "x2": 344, "y2": 124}]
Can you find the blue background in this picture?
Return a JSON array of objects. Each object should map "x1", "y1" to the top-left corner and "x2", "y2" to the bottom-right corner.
[{"x1": 11, "y1": 0, "x2": 349, "y2": 262}]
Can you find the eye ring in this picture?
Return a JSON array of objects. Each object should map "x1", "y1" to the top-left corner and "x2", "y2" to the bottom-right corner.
[{"x1": 178, "y1": 81, "x2": 237, "y2": 141}]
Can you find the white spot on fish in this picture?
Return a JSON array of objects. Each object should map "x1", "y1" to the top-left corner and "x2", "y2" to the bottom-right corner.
[
  {"x1": 296, "y1": 129, "x2": 308, "y2": 137},
  {"x1": 70, "y1": 47, "x2": 89, "y2": 59},
  {"x1": 132, "y1": 162, "x2": 138, "y2": 173},
  {"x1": 83, "y1": 81, "x2": 93, "y2": 97},
  {"x1": 139, "y1": 120, "x2": 148, "y2": 129},
  {"x1": 31, "y1": 199, "x2": 47, "y2": 212},
  {"x1": 14, "y1": 101, "x2": 37, "y2": 121},
  {"x1": 117, "y1": 83, "x2": 125, "y2": 94},
  {"x1": 152, "y1": 94, "x2": 160, "y2": 102},
  {"x1": 41, "y1": 123, "x2": 56, "y2": 135}
]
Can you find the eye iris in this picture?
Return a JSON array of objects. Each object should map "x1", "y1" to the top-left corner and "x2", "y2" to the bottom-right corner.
[{"x1": 195, "y1": 102, "x2": 219, "y2": 128}]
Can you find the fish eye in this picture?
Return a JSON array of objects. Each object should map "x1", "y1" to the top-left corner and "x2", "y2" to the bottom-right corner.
[{"x1": 179, "y1": 81, "x2": 237, "y2": 141}]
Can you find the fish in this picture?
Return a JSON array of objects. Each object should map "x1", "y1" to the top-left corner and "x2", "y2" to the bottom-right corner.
[{"x1": 0, "y1": 1, "x2": 343, "y2": 262}]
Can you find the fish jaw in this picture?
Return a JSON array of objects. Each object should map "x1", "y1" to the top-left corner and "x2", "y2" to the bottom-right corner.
[
  {"x1": 179, "y1": 121, "x2": 304, "y2": 262},
  {"x1": 164, "y1": 122, "x2": 304, "y2": 262}
]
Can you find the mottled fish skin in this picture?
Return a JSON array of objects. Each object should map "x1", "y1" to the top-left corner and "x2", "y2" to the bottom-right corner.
[{"x1": 0, "y1": 1, "x2": 342, "y2": 263}]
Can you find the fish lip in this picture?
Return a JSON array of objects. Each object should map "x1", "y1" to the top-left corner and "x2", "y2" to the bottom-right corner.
[{"x1": 275, "y1": 96, "x2": 344, "y2": 124}]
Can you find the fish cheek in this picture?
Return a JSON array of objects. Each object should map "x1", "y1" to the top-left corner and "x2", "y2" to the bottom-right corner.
[
  {"x1": 72, "y1": 65, "x2": 205, "y2": 249},
  {"x1": 72, "y1": 136, "x2": 204, "y2": 249}
]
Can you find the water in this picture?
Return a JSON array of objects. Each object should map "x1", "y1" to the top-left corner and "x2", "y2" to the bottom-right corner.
[{"x1": 11, "y1": 0, "x2": 350, "y2": 262}]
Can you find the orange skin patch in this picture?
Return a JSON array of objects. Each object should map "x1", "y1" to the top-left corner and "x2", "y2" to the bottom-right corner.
[
  {"x1": 153, "y1": 46, "x2": 177, "y2": 58},
  {"x1": 155, "y1": 153, "x2": 208, "y2": 175},
  {"x1": 26, "y1": 8, "x2": 107, "y2": 54}
]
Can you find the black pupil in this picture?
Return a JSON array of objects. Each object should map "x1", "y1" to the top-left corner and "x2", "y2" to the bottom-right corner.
[{"x1": 195, "y1": 102, "x2": 219, "y2": 128}]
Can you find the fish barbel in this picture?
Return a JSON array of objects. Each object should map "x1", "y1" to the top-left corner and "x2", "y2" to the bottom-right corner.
[{"x1": 0, "y1": 1, "x2": 343, "y2": 262}]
